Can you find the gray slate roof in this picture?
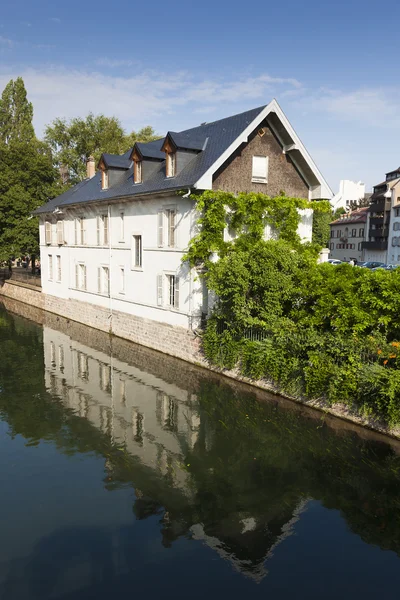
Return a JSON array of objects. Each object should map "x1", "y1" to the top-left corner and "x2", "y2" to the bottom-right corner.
[
  {"x1": 135, "y1": 140, "x2": 165, "y2": 160},
  {"x1": 101, "y1": 149, "x2": 132, "y2": 169},
  {"x1": 35, "y1": 105, "x2": 266, "y2": 214}
]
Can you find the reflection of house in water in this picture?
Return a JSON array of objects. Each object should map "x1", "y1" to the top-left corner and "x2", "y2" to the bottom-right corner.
[
  {"x1": 43, "y1": 324, "x2": 306, "y2": 583},
  {"x1": 44, "y1": 326, "x2": 202, "y2": 494}
]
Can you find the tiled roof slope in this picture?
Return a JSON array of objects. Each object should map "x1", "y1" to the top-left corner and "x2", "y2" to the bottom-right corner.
[
  {"x1": 330, "y1": 207, "x2": 368, "y2": 225},
  {"x1": 35, "y1": 105, "x2": 266, "y2": 214}
]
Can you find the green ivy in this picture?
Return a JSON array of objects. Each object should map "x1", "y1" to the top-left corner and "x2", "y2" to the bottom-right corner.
[{"x1": 182, "y1": 190, "x2": 400, "y2": 427}]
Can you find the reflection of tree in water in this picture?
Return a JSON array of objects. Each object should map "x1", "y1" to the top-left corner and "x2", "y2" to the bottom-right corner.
[{"x1": 2, "y1": 304, "x2": 400, "y2": 585}]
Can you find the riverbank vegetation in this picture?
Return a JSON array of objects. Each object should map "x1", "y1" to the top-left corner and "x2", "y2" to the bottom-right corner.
[{"x1": 186, "y1": 190, "x2": 400, "y2": 426}]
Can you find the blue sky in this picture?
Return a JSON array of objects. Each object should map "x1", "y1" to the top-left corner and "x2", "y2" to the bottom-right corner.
[{"x1": 0, "y1": 0, "x2": 398, "y2": 191}]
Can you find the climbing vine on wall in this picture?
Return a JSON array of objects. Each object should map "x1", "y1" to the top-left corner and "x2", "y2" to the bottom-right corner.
[{"x1": 183, "y1": 190, "x2": 331, "y2": 268}]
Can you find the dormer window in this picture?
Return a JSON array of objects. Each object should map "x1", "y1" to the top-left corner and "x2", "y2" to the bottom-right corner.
[
  {"x1": 134, "y1": 160, "x2": 142, "y2": 184},
  {"x1": 166, "y1": 152, "x2": 176, "y2": 177},
  {"x1": 102, "y1": 169, "x2": 109, "y2": 190}
]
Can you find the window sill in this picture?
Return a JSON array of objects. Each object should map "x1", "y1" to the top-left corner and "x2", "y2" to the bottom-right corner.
[
  {"x1": 251, "y1": 178, "x2": 268, "y2": 184},
  {"x1": 131, "y1": 266, "x2": 143, "y2": 272}
]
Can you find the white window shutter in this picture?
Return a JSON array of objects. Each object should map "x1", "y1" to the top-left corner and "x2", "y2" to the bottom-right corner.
[
  {"x1": 252, "y1": 156, "x2": 268, "y2": 181},
  {"x1": 174, "y1": 276, "x2": 179, "y2": 309},
  {"x1": 57, "y1": 220, "x2": 64, "y2": 244},
  {"x1": 83, "y1": 266, "x2": 87, "y2": 290},
  {"x1": 75, "y1": 264, "x2": 79, "y2": 288},
  {"x1": 157, "y1": 211, "x2": 164, "y2": 247},
  {"x1": 157, "y1": 274, "x2": 163, "y2": 306},
  {"x1": 97, "y1": 216, "x2": 101, "y2": 246},
  {"x1": 45, "y1": 221, "x2": 51, "y2": 244},
  {"x1": 98, "y1": 267, "x2": 101, "y2": 293},
  {"x1": 104, "y1": 215, "x2": 109, "y2": 245}
]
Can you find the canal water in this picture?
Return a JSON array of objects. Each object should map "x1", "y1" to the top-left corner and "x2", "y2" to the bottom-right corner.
[{"x1": 1, "y1": 299, "x2": 400, "y2": 599}]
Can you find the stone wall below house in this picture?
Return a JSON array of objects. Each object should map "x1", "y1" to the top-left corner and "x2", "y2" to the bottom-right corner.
[{"x1": 0, "y1": 281, "x2": 205, "y2": 366}]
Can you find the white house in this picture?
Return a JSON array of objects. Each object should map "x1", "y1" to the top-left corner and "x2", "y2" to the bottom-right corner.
[
  {"x1": 35, "y1": 100, "x2": 332, "y2": 356},
  {"x1": 331, "y1": 179, "x2": 366, "y2": 212}
]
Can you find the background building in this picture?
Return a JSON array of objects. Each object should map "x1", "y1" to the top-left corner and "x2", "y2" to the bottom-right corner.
[
  {"x1": 363, "y1": 168, "x2": 400, "y2": 264},
  {"x1": 331, "y1": 180, "x2": 366, "y2": 212},
  {"x1": 329, "y1": 207, "x2": 367, "y2": 262}
]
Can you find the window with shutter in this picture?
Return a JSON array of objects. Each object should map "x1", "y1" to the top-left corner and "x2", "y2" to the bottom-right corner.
[
  {"x1": 103, "y1": 215, "x2": 109, "y2": 245},
  {"x1": 157, "y1": 274, "x2": 163, "y2": 306},
  {"x1": 102, "y1": 170, "x2": 109, "y2": 190},
  {"x1": 75, "y1": 264, "x2": 79, "y2": 288},
  {"x1": 252, "y1": 156, "x2": 268, "y2": 183},
  {"x1": 57, "y1": 220, "x2": 64, "y2": 245},
  {"x1": 81, "y1": 218, "x2": 86, "y2": 244},
  {"x1": 120, "y1": 267, "x2": 125, "y2": 293},
  {"x1": 157, "y1": 211, "x2": 164, "y2": 247},
  {"x1": 97, "y1": 267, "x2": 101, "y2": 293},
  {"x1": 167, "y1": 210, "x2": 176, "y2": 247},
  {"x1": 97, "y1": 216, "x2": 101, "y2": 246},
  {"x1": 45, "y1": 221, "x2": 52, "y2": 244}
]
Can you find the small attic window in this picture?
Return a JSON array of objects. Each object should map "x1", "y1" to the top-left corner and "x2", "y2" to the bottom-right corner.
[
  {"x1": 134, "y1": 160, "x2": 142, "y2": 184},
  {"x1": 102, "y1": 169, "x2": 109, "y2": 190},
  {"x1": 166, "y1": 151, "x2": 176, "y2": 178}
]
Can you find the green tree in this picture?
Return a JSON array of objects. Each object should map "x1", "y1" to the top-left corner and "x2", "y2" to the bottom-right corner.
[
  {"x1": 0, "y1": 78, "x2": 59, "y2": 264},
  {"x1": 312, "y1": 209, "x2": 332, "y2": 247},
  {"x1": 45, "y1": 114, "x2": 159, "y2": 183},
  {"x1": 0, "y1": 77, "x2": 35, "y2": 144}
]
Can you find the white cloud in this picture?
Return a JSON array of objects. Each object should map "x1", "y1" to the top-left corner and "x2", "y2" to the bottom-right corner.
[
  {"x1": 94, "y1": 58, "x2": 140, "y2": 68},
  {"x1": 293, "y1": 87, "x2": 400, "y2": 129},
  {"x1": 0, "y1": 66, "x2": 302, "y2": 135},
  {"x1": 0, "y1": 36, "x2": 15, "y2": 47},
  {"x1": 49, "y1": 17, "x2": 61, "y2": 23}
]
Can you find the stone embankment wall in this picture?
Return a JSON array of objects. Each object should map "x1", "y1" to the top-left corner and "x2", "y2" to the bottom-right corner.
[{"x1": 0, "y1": 281, "x2": 205, "y2": 366}]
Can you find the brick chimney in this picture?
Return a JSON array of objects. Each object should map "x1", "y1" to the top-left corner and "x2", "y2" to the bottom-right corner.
[{"x1": 86, "y1": 156, "x2": 95, "y2": 179}]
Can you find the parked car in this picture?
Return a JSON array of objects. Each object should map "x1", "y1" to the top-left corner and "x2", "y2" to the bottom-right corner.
[
  {"x1": 327, "y1": 259, "x2": 342, "y2": 265},
  {"x1": 360, "y1": 261, "x2": 386, "y2": 269}
]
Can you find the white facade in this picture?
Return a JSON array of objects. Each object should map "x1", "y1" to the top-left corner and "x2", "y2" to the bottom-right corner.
[
  {"x1": 331, "y1": 180, "x2": 365, "y2": 212},
  {"x1": 39, "y1": 195, "x2": 205, "y2": 329},
  {"x1": 39, "y1": 197, "x2": 313, "y2": 330},
  {"x1": 385, "y1": 180, "x2": 400, "y2": 265}
]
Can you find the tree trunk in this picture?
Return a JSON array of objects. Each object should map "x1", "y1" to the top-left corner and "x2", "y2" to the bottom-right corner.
[{"x1": 31, "y1": 254, "x2": 36, "y2": 275}]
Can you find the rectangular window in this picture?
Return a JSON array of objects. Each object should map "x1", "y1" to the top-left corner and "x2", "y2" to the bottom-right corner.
[
  {"x1": 358, "y1": 242, "x2": 362, "y2": 250},
  {"x1": 132, "y1": 235, "x2": 142, "y2": 268},
  {"x1": 359, "y1": 228, "x2": 364, "y2": 237},
  {"x1": 56, "y1": 255, "x2": 61, "y2": 282},
  {"x1": 102, "y1": 170, "x2": 109, "y2": 190},
  {"x1": 75, "y1": 218, "x2": 86, "y2": 245},
  {"x1": 167, "y1": 274, "x2": 179, "y2": 308},
  {"x1": 337, "y1": 230, "x2": 341, "y2": 238},
  {"x1": 103, "y1": 215, "x2": 109, "y2": 245},
  {"x1": 330, "y1": 230, "x2": 334, "y2": 238},
  {"x1": 98, "y1": 266, "x2": 110, "y2": 295},
  {"x1": 134, "y1": 161, "x2": 142, "y2": 184},
  {"x1": 157, "y1": 274, "x2": 163, "y2": 306},
  {"x1": 120, "y1": 267, "x2": 125, "y2": 293},
  {"x1": 76, "y1": 263, "x2": 87, "y2": 290},
  {"x1": 97, "y1": 215, "x2": 109, "y2": 245},
  {"x1": 166, "y1": 152, "x2": 176, "y2": 177},
  {"x1": 167, "y1": 210, "x2": 176, "y2": 247},
  {"x1": 45, "y1": 221, "x2": 52, "y2": 244},
  {"x1": 252, "y1": 156, "x2": 269, "y2": 183},
  {"x1": 351, "y1": 229, "x2": 356, "y2": 237},
  {"x1": 56, "y1": 220, "x2": 64, "y2": 245},
  {"x1": 120, "y1": 212, "x2": 124, "y2": 241},
  {"x1": 48, "y1": 255, "x2": 53, "y2": 280}
]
